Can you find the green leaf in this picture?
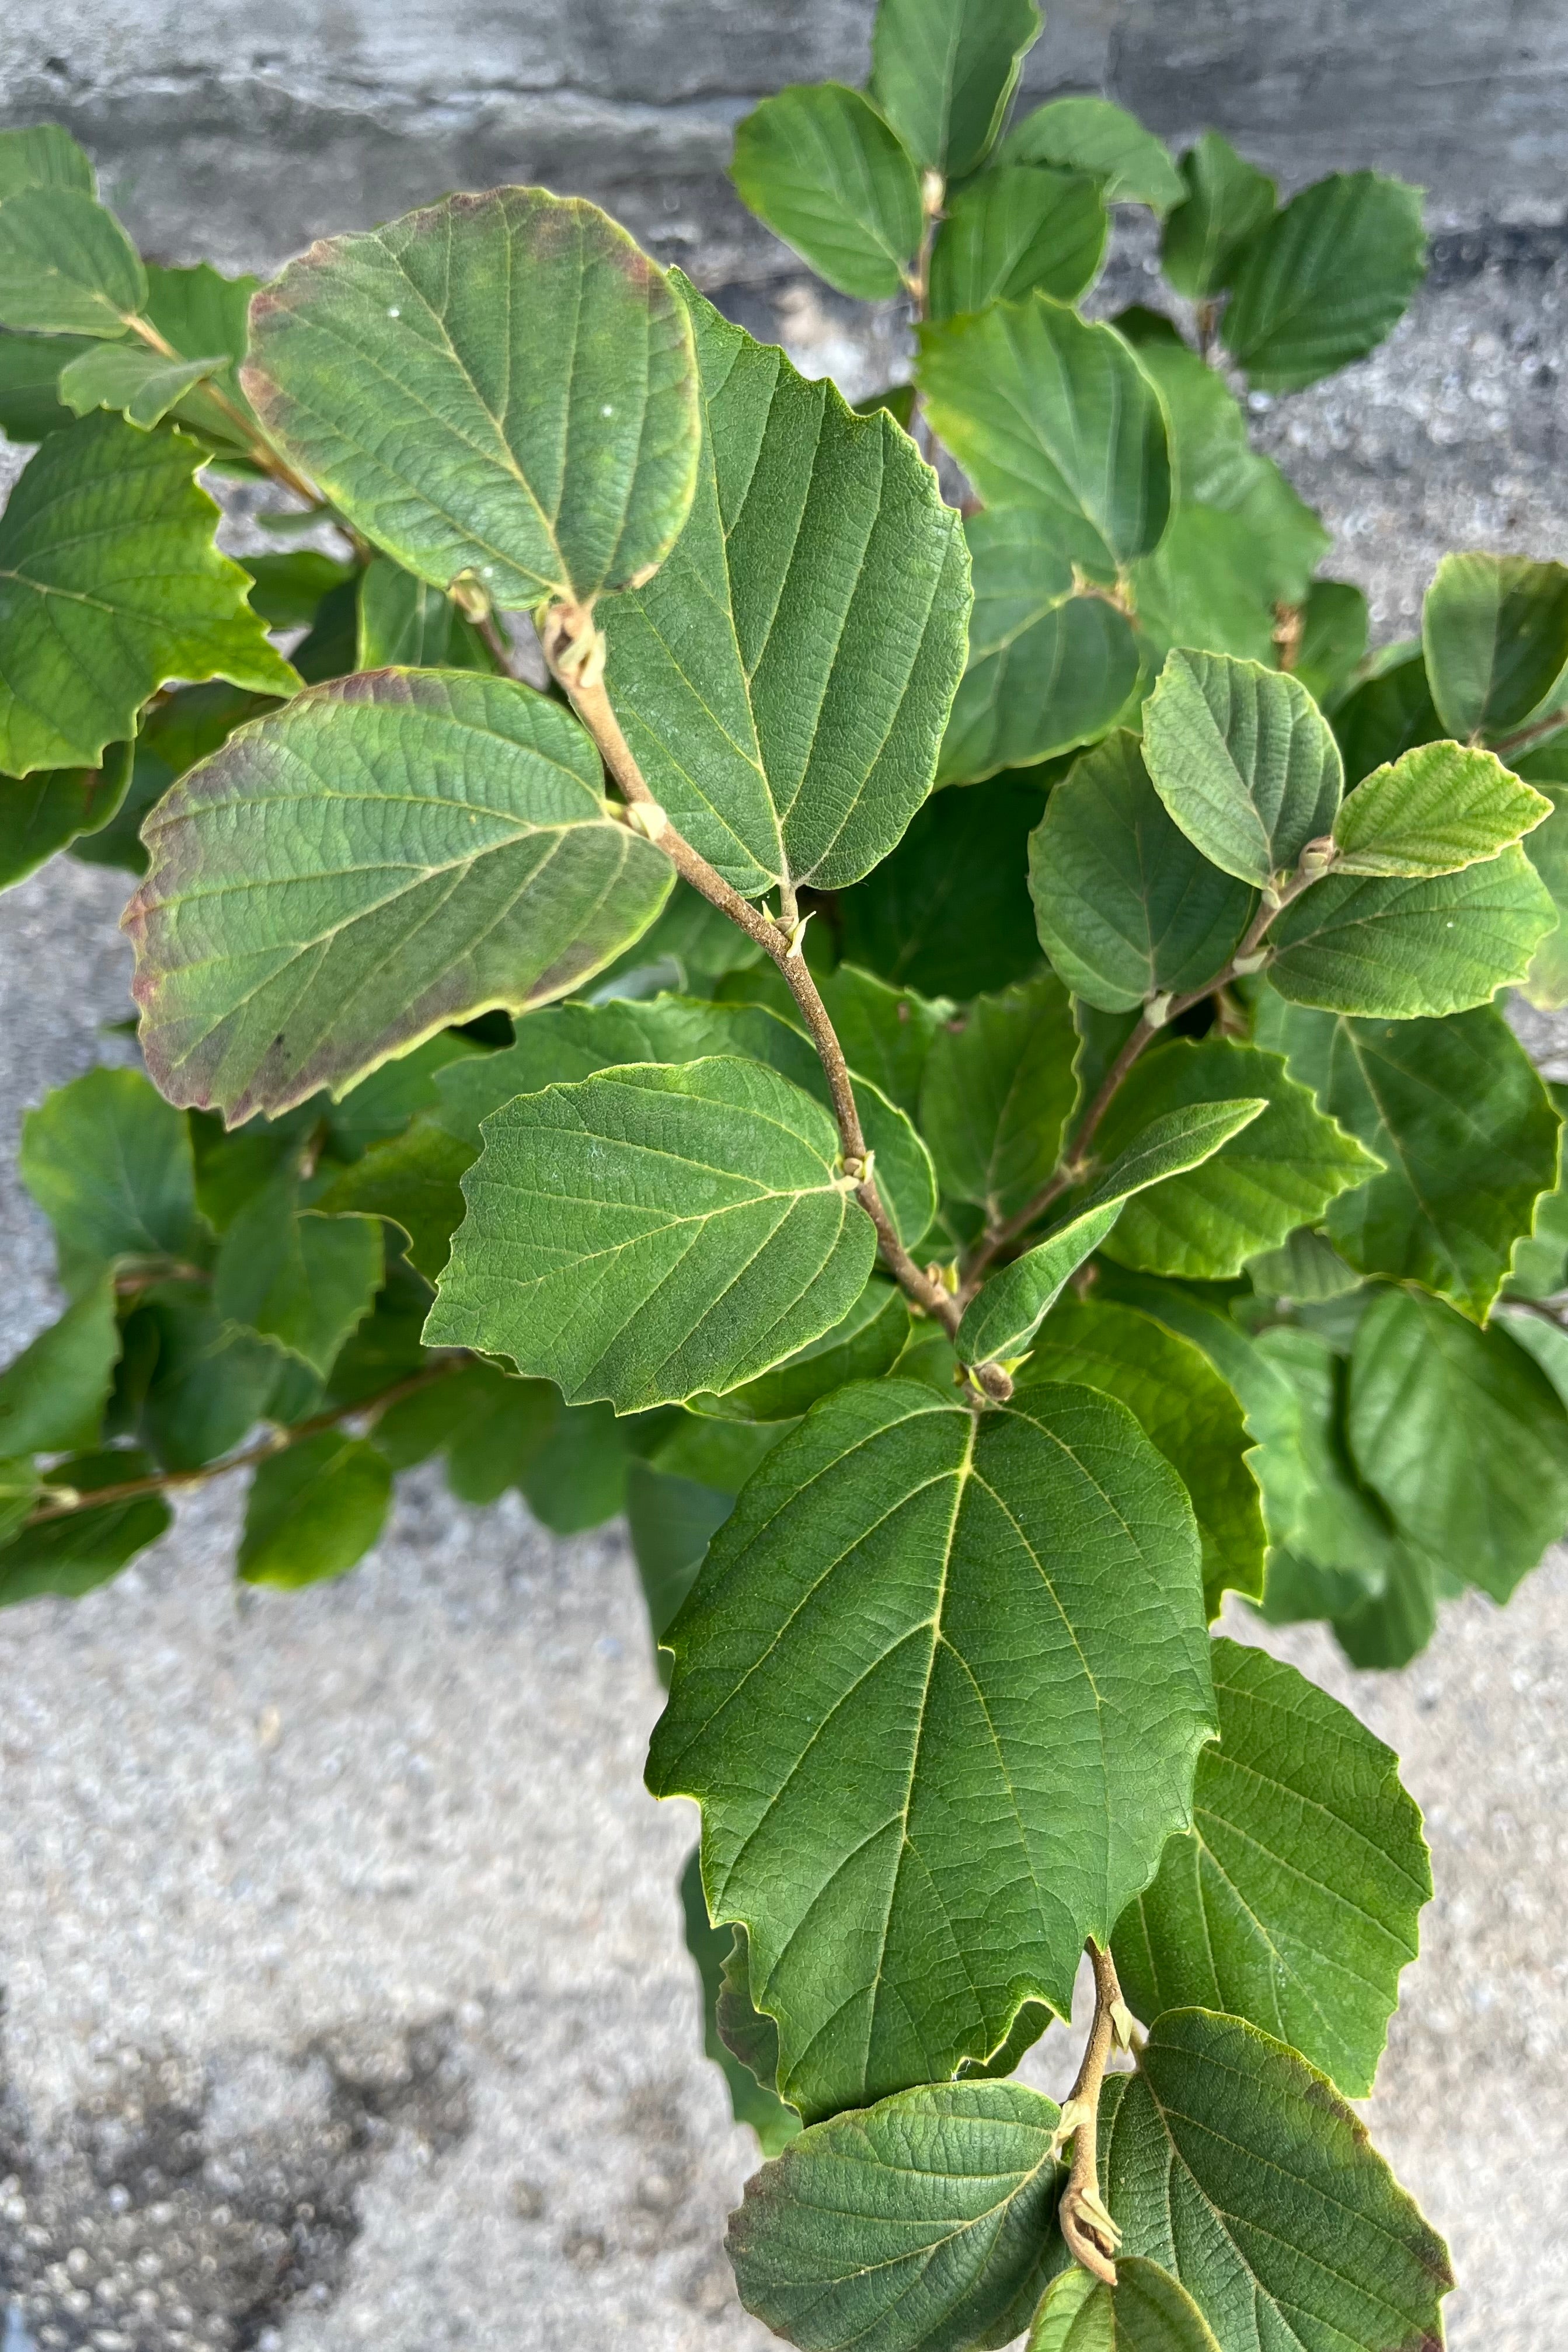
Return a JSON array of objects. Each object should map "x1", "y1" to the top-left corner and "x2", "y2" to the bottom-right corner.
[
  {"x1": 680, "y1": 1849, "x2": 800, "y2": 2155},
  {"x1": 20, "y1": 1067, "x2": 200, "y2": 1293},
  {"x1": 356, "y1": 554, "x2": 494, "y2": 670},
  {"x1": 1421, "y1": 550, "x2": 1568, "y2": 741},
  {"x1": 126, "y1": 670, "x2": 672, "y2": 1123},
  {"x1": 1089, "y1": 2009, "x2": 1453, "y2": 2347},
  {"x1": 629, "y1": 1462, "x2": 735, "y2": 1650},
  {"x1": 1515, "y1": 755, "x2": 1568, "y2": 1006},
  {"x1": 940, "y1": 510, "x2": 1138, "y2": 784},
  {"x1": 838, "y1": 769, "x2": 1048, "y2": 998},
  {"x1": 140, "y1": 259, "x2": 263, "y2": 436},
  {"x1": 717, "y1": 1925, "x2": 795, "y2": 2121},
  {"x1": 1222, "y1": 170, "x2": 1426, "y2": 391},
  {"x1": 214, "y1": 1185, "x2": 384, "y2": 1376},
  {"x1": 602, "y1": 281, "x2": 968, "y2": 894},
  {"x1": 1349, "y1": 1285, "x2": 1568, "y2": 1601},
  {"x1": 1028, "y1": 731, "x2": 1256, "y2": 1012},
  {"x1": 0, "y1": 1449, "x2": 171, "y2": 1607},
  {"x1": 57, "y1": 342, "x2": 228, "y2": 429},
  {"x1": 245, "y1": 186, "x2": 699, "y2": 605},
  {"x1": 730, "y1": 85, "x2": 922, "y2": 300},
  {"x1": 238, "y1": 1431, "x2": 392, "y2": 1589},
  {"x1": 1159, "y1": 134, "x2": 1276, "y2": 300},
  {"x1": 918, "y1": 297, "x2": 1170, "y2": 579},
  {"x1": 0, "y1": 325, "x2": 92, "y2": 440},
  {"x1": 1266, "y1": 842, "x2": 1556, "y2": 1016},
  {"x1": 957, "y1": 1099, "x2": 1267, "y2": 1365},
  {"x1": 0, "y1": 1272, "x2": 120, "y2": 1455},
  {"x1": 1144, "y1": 650, "x2": 1343, "y2": 888},
  {"x1": 869, "y1": 0, "x2": 1041, "y2": 179},
  {"x1": 1331, "y1": 1543, "x2": 1441, "y2": 1672},
  {"x1": 729, "y1": 2078, "x2": 1062, "y2": 2352},
  {"x1": 691, "y1": 1278, "x2": 909, "y2": 1424},
  {"x1": 1094, "y1": 1039, "x2": 1379, "y2": 1281},
  {"x1": 1294, "y1": 579, "x2": 1370, "y2": 706},
  {"x1": 1332, "y1": 738, "x2": 1550, "y2": 875},
  {"x1": 76, "y1": 683, "x2": 280, "y2": 881},
  {"x1": 1247, "y1": 1223, "x2": 1361, "y2": 1302},
  {"x1": 919, "y1": 970, "x2": 1077, "y2": 1224},
  {"x1": 1027, "y1": 2260, "x2": 1222, "y2": 2352},
  {"x1": 0, "y1": 184, "x2": 146, "y2": 334},
  {"x1": 1127, "y1": 509, "x2": 1277, "y2": 671},
  {"x1": 428, "y1": 1057, "x2": 876, "y2": 1413},
  {"x1": 0, "y1": 126, "x2": 96, "y2": 200},
  {"x1": 1266, "y1": 997, "x2": 1560, "y2": 1319},
  {"x1": 1021, "y1": 1299, "x2": 1264, "y2": 1615},
  {"x1": 810, "y1": 964, "x2": 950, "y2": 1120},
  {"x1": 999, "y1": 99, "x2": 1184, "y2": 212},
  {"x1": 0, "y1": 414, "x2": 296, "y2": 775},
  {"x1": 929, "y1": 166, "x2": 1106, "y2": 319},
  {"x1": 238, "y1": 549, "x2": 353, "y2": 629},
  {"x1": 1332, "y1": 650, "x2": 1440, "y2": 786},
  {"x1": 315, "y1": 1121, "x2": 473, "y2": 1282},
  {"x1": 649, "y1": 1378, "x2": 1213, "y2": 2117},
  {"x1": 0, "y1": 743, "x2": 132, "y2": 890},
  {"x1": 1112, "y1": 1638, "x2": 1428, "y2": 2096},
  {"x1": 129, "y1": 1291, "x2": 287, "y2": 1471}
]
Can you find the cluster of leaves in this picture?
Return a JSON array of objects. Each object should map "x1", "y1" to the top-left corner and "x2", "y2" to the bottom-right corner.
[{"x1": 2, "y1": 5, "x2": 1566, "y2": 2335}]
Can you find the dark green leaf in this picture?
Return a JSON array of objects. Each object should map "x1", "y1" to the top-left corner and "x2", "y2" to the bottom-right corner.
[
  {"x1": 57, "y1": 342, "x2": 227, "y2": 428},
  {"x1": 1159, "y1": 134, "x2": 1276, "y2": 299},
  {"x1": 940, "y1": 508, "x2": 1138, "y2": 783},
  {"x1": 0, "y1": 742, "x2": 132, "y2": 889},
  {"x1": 315, "y1": 1122, "x2": 473, "y2": 1282},
  {"x1": 1222, "y1": 171, "x2": 1427, "y2": 392},
  {"x1": 0, "y1": 126, "x2": 96, "y2": 200},
  {"x1": 139, "y1": 258, "x2": 263, "y2": 445},
  {"x1": 1421, "y1": 552, "x2": 1568, "y2": 742},
  {"x1": 680, "y1": 1849, "x2": 800, "y2": 2154},
  {"x1": 929, "y1": 166, "x2": 1106, "y2": 320},
  {"x1": 691, "y1": 1278, "x2": 909, "y2": 1423},
  {"x1": 238, "y1": 1431, "x2": 392, "y2": 1588},
  {"x1": 716, "y1": 1926, "x2": 793, "y2": 2120},
  {"x1": 730, "y1": 84, "x2": 922, "y2": 300},
  {"x1": 246, "y1": 186, "x2": 699, "y2": 605},
  {"x1": 1349, "y1": 1284, "x2": 1568, "y2": 1600},
  {"x1": 356, "y1": 554, "x2": 494, "y2": 670},
  {"x1": 649, "y1": 1378, "x2": 1212, "y2": 2116},
  {"x1": 0, "y1": 324, "x2": 93, "y2": 439},
  {"x1": 214, "y1": 1186, "x2": 384, "y2": 1376},
  {"x1": 629, "y1": 1464, "x2": 735, "y2": 1651},
  {"x1": 919, "y1": 970, "x2": 1077, "y2": 1224},
  {"x1": 429, "y1": 1057, "x2": 876, "y2": 1412},
  {"x1": 19, "y1": 1067, "x2": 200, "y2": 1292},
  {"x1": 1247, "y1": 1223, "x2": 1361, "y2": 1302},
  {"x1": 1332, "y1": 649, "x2": 1440, "y2": 786},
  {"x1": 0, "y1": 414, "x2": 296, "y2": 774},
  {"x1": 1027, "y1": 2259, "x2": 1222, "y2": 2352},
  {"x1": 239, "y1": 549, "x2": 355, "y2": 629},
  {"x1": 0, "y1": 184, "x2": 146, "y2": 334},
  {"x1": 837, "y1": 771, "x2": 1047, "y2": 999},
  {"x1": 1144, "y1": 650, "x2": 1343, "y2": 888},
  {"x1": 514, "y1": 1395, "x2": 630, "y2": 1533},
  {"x1": 1516, "y1": 755, "x2": 1568, "y2": 1007},
  {"x1": 126, "y1": 670, "x2": 672, "y2": 1123},
  {"x1": 1028, "y1": 730, "x2": 1256, "y2": 1012},
  {"x1": 0, "y1": 1449, "x2": 171, "y2": 1607},
  {"x1": 1021, "y1": 1299, "x2": 1264, "y2": 1614},
  {"x1": 602, "y1": 281, "x2": 968, "y2": 894},
  {"x1": 1332, "y1": 738, "x2": 1549, "y2": 875},
  {"x1": 0, "y1": 1271, "x2": 120, "y2": 1455},
  {"x1": 1113, "y1": 1637, "x2": 1429, "y2": 2095},
  {"x1": 77, "y1": 683, "x2": 281, "y2": 880},
  {"x1": 811, "y1": 964, "x2": 950, "y2": 1119},
  {"x1": 869, "y1": 0, "x2": 1041, "y2": 179},
  {"x1": 1089, "y1": 2009, "x2": 1453, "y2": 2347},
  {"x1": 1294, "y1": 579, "x2": 1370, "y2": 706},
  {"x1": 1127, "y1": 508, "x2": 1277, "y2": 669},
  {"x1": 1266, "y1": 844, "x2": 1556, "y2": 1016},
  {"x1": 999, "y1": 99, "x2": 1184, "y2": 211},
  {"x1": 1094, "y1": 1039, "x2": 1379, "y2": 1280},
  {"x1": 1332, "y1": 1542, "x2": 1442, "y2": 1671},
  {"x1": 132, "y1": 1292, "x2": 285, "y2": 1471},
  {"x1": 919, "y1": 297, "x2": 1170, "y2": 579}
]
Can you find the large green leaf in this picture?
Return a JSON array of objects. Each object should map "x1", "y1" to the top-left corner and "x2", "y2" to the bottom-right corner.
[
  {"x1": 940, "y1": 510, "x2": 1138, "y2": 783},
  {"x1": 957, "y1": 1099, "x2": 1266, "y2": 1367},
  {"x1": 918, "y1": 297, "x2": 1170, "y2": 580},
  {"x1": 1266, "y1": 997, "x2": 1560, "y2": 1319},
  {"x1": 214, "y1": 1186, "x2": 384, "y2": 1377},
  {"x1": 918, "y1": 970, "x2": 1076, "y2": 1225},
  {"x1": 1294, "y1": 579, "x2": 1371, "y2": 706},
  {"x1": 1159, "y1": 134, "x2": 1276, "y2": 300},
  {"x1": 1421, "y1": 552, "x2": 1568, "y2": 743},
  {"x1": 1127, "y1": 510, "x2": 1277, "y2": 670},
  {"x1": 0, "y1": 743, "x2": 132, "y2": 890},
  {"x1": 649, "y1": 1377, "x2": 1214, "y2": 2117},
  {"x1": 1028, "y1": 731, "x2": 1256, "y2": 1012},
  {"x1": 0, "y1": 184, "x2": 146, "y2": 334},
  {"x1": 837, "y1": 771, "x2": 1048, "y2": 998},
  {"x1": 126, "y1": 670, "x2": 672, "y2": 1123},
  {"x1": 0, "y1": 414, "x2": 295, "y2": 775},
  {"x1": 0, "y1": 126, "x2": 96, "y2": 200},
  {"x1": 245, "y1": 186, "x2": 699, "y2": 605},
  {"x1": 1093, "y1": 1039, "x2": 1379, "y2": 1280},
  {"x1": 1027, "y1": 2260, "x2": 1222, "y2": 2352},
  {"x1": 869, "y1": 0, "x2": 1041, "y2": 179},
  {"x1": 728, "y1": 2079, "x2": 1062, "y2": 2352},
  {"x1": 238, "y1": 1431, "x2": 392, "y2": 1588},
  {"x1": 1349, "y1": 1285, "x2": 1568, "y2": 1600},
  {"x1": 428, "y1": 1057, "x2": 876, "y2": 1412},
  {"x1": 929, "y1": 166, "x2": 1106, "y2": 319},
  {"x1": 1222, "y1": 172, "x2": 1427, "y2": 392},
  {"x1": 730, "y1": 85, "x2": 922, "y2": 300},
  {"x1": 1113, "y1": 1640, "x2": 1429, "y2": 2097},
  {"x1": 1332, "y1": 738, "x2": 1549, "y2": 876},
  {"x1": 0, "y1": 1273, "x2": 120, "y2": 1457},
  {"x1": 692, "y1": 1278, "x2": 910, "y2": 1425},
  {"x1": 999, "y1": 99, "x2": 1184, "y2": 211},
  {"x1": 1022, "y1": 1299, "x2": 1264, "y2": 1615},
  {"x1": 1266, "y1": 843, "x2": 1556, "y2": 1015},
  {"x1": 602, "y1": 281, "x2": 967, "y2": 894},
  {"x1": 1089, "y1": 2010, "x2": 1453, "y2": 2348},
  {"x1": 19, "y1": 1067, "x2": 200, "y2": 1294},
  {"x1": 0, "y1": 1449, "x2": 172, "y2": 1607},
  {"x1": 1144, "y1": 651, "x2": 1343, "y2": 888}
]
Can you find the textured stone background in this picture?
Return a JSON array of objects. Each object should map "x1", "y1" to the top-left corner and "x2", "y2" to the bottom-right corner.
[{"x1": 4, "y1": 3, "x2": 1568, "y2": 2346}]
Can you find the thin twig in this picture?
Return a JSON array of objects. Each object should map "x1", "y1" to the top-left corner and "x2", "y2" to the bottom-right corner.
[
  {"x1": 1490, "y1": 706, "x2": 1568, "y2": 761},
  {"x1": 1055, "y1": 1942, "x2": 1128, "y2": 2287}
]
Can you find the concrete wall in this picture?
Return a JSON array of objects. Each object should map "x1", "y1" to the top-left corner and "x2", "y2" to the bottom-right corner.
[{"x1": 1, "y1": 0, "x2": 1565, "y2": 279}]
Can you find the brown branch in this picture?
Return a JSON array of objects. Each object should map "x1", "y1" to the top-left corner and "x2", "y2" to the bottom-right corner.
[
  {"x1": 26, "y1": 1361, "x2": 465, "y2": 1526},
  {"x1": 541, "y1": 600, "x2": 1012, "y2": 1402},
  {"x1": 1055, "y1": 1942, "x2": 1128, "y2": 2286},
  {"x1": 1490, "y1": 706, "x2": 1568, "y2": 762}
]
